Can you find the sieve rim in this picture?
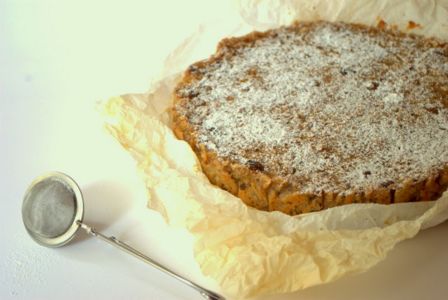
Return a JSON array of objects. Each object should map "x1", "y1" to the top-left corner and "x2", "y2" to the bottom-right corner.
[{"x1": 22, "y1": 171, "x2": 84, "y2": 248}]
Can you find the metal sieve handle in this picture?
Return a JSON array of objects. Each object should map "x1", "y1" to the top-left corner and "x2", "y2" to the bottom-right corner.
[{"x1": 77, "y1": 222, "x2": 225, "y2": 300}]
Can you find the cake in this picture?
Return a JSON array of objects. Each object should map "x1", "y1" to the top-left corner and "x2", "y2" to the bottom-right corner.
[{"x1": 171, "y1": 21, "x2": 448, "y2": 215}]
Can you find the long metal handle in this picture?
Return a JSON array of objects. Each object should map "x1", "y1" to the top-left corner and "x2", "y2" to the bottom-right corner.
[{"x1": 77, "y1": 222, "x2": 225, "y2": 300}]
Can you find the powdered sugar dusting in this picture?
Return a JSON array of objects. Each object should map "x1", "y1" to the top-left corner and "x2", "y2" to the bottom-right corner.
[
  {"x1": 383, "y1": 93, "x2": 403, "y2": 105},
  {"x1": 175, "y1": 22, "x2": 448, "y2": 193},
  {"x1": 203, "y1": 111, "x2": 288, "y2": 153}
]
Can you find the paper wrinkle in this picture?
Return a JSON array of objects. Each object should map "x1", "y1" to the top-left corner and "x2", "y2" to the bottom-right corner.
[
  {"x1": 103, "y1": 1, "x2": 448, "y2": 298},
  {"x1": 239, "y1": 0, "x2": 448, "y2": 40}
]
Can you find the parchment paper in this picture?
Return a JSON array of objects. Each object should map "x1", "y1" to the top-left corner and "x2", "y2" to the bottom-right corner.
[{"x1": 103, "y1": 1, "x2": 448, "y2": 298}]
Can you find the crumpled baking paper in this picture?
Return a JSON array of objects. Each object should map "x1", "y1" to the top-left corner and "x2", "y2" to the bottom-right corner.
[{"x1": 102, "y1": 1, "x2": 448, "y2": 298}]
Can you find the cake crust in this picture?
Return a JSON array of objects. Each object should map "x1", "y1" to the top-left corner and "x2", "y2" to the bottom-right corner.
[{"x1": 172, "y1": 21, "x2": 448, "y2": 215}]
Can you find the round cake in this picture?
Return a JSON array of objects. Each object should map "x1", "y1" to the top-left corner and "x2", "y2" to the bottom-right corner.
[{"x1": 171, "y1": 21, "x2": 448, "y2": 215}]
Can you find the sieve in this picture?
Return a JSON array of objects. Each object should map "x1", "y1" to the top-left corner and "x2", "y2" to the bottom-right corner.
[{"x1": 21, "y1": 172, "x2": 224, "y2": 300}]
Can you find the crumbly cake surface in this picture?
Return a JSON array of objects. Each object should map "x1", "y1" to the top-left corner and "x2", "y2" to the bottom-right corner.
[{"x1": 172, "y1": 21, "x2": 448, "y2": 215}]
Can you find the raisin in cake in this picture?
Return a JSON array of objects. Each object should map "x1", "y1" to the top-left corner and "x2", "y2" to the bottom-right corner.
[{"x1": 171, "y1": 21, "x2": 448, "y2": 215}]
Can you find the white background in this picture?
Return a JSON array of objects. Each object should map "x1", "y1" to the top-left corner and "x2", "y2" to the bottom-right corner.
[{"x1": 1, "y1": 1, "x2": 447, "y2": 299}]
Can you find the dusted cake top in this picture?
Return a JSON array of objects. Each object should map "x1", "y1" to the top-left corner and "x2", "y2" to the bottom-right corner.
[{"x1": 174, "y1": 21, "x2": 448, "y2": 194}]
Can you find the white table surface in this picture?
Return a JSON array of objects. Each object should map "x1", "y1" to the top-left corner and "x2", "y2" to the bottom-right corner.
[{"x1": 1, "y1": 1, "x2": 447, "y2": 299}]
